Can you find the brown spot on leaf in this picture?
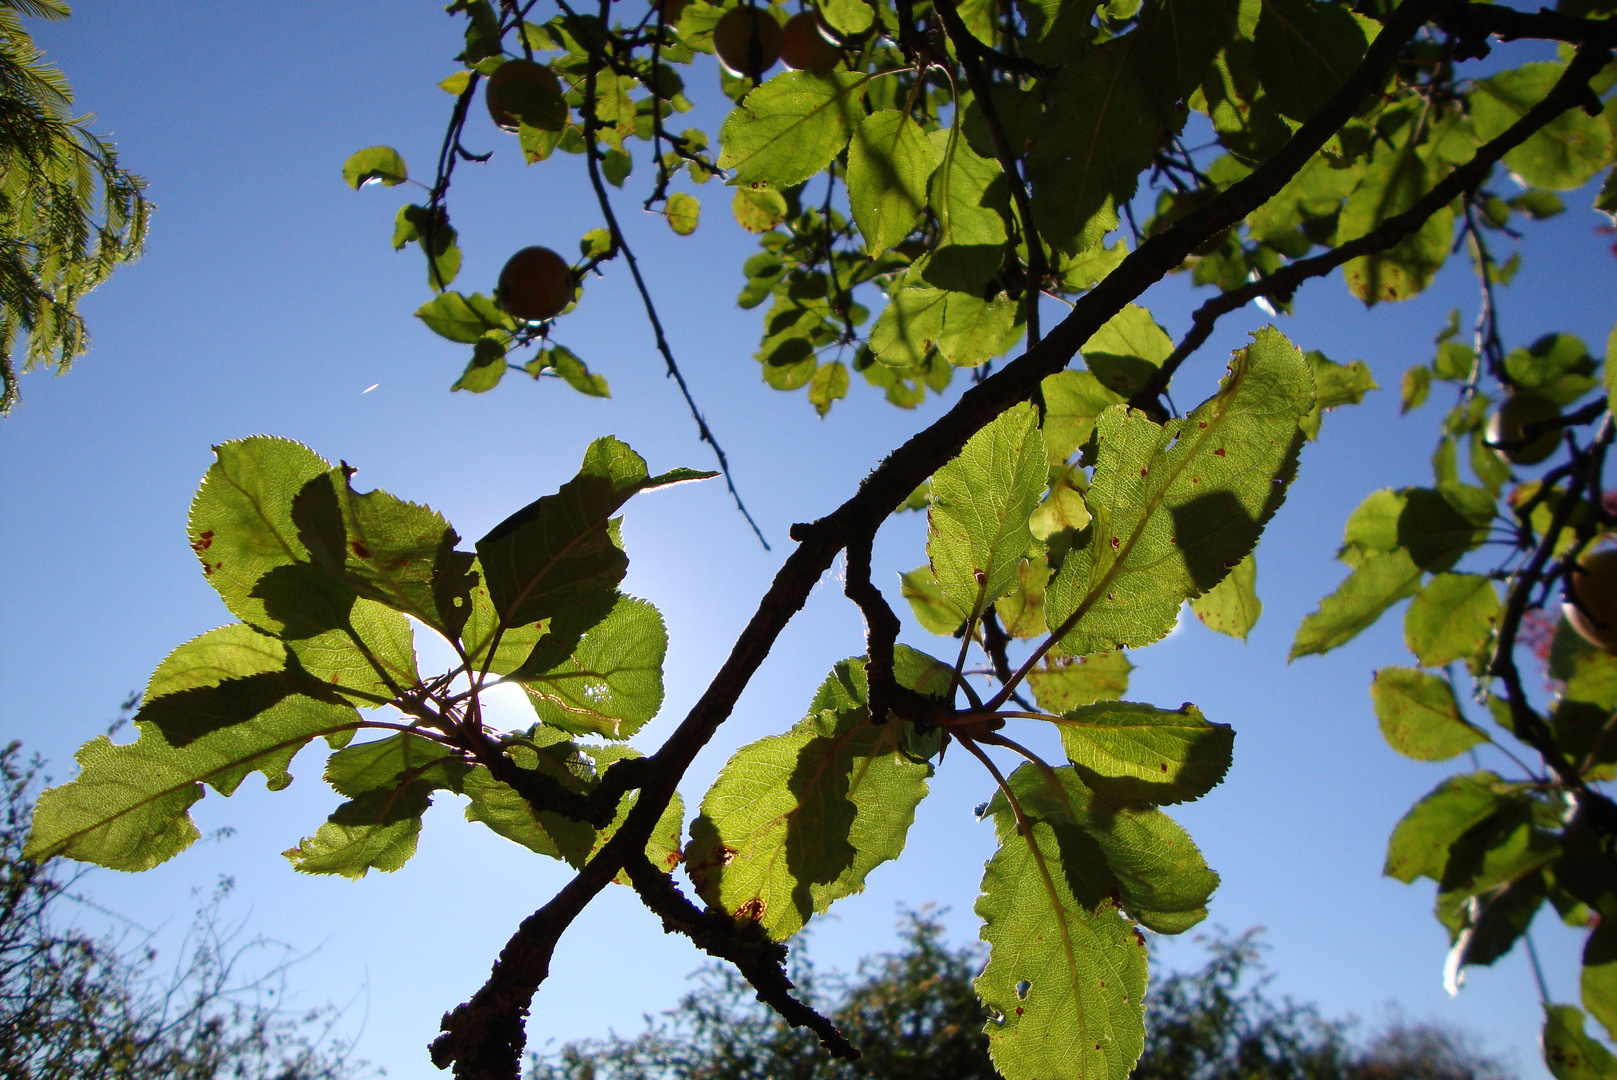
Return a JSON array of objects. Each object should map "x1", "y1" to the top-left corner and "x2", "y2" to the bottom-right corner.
[
  {"x1": 190, "y1": 530, "x2": 215, "y2": 552},
  {"x1": 351, "y1": 540, "x2": 373, "y2": 559},
  {"x1": 734, "y1": 897, "x2": 767, "y2": 923},
  {"x1": 1160, "y1": 762, "x2": 1168, "y2": 772},
  {"x1": 1139, "y1": 468, "x2": 1148, "y2": 476},
  {"x1": 1213, "y1": 448, "x2": 1226, "y2": 457},
  {"x1": 1110, "y1": 536, "x2": 1120, "y2": 549},
  {"x1": 1198, "y1": 421, "x2": 1207, "y2": 428},
  {"x1": 1014, "y1": 1006, "x2": 1023, "y2": 1016}
]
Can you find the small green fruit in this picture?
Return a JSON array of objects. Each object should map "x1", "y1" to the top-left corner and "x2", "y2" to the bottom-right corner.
[{"x1": 1486, "y1": 392, "x2": 1561, "y2": 466}]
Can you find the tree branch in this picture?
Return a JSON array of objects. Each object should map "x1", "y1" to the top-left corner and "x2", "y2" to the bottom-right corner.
[{"x1": 428, "y1": 2, "x2": 1441, "y2": 1074}]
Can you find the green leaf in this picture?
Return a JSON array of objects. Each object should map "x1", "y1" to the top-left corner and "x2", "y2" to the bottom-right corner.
[
  {"x1": 808, "y1": 360, "x2": 849, "y2": 416},
  {"x1": 1404, "y1": 572, "x2": 1498, "y2": 667},
  {"x1": 323, "y1": 732, "x2": 468, "y2": 797},
  {"x1": 818, "y1": 0, "x2": 873, "y2": 34},
  {"x1": 1027, "y1": 37, "x2": 1160, "y2": 251},
  {"x1": 1372, "y1": 667, "x2": 1488, "y2": 761},
  {"x1": 684, "y1": 647, "x2": 951, "y2": 940},
  {"x1": 1028, "y1": 652, "x2": 1133, "y2": 714},
  {"x1": 924, "y1": 128, "x2": 1008, "y2": 293},
  {"x1": 1506, "y1": 332, "x2": 1599, "y2": 406},
  {"x1": 1584, "y1": 918, "x2": 1617, "y2": 1042},
  {"x1": 1384, "y1": 771, "x2": 1512, "y2": 883},
  {"x1": 974, "y1": 774, "x2": 1150, "y2": 1080},
  {"x1": 1191, "y1": 549, "x2": 1261, "y2": 641},
  {"x1": 284, "y1": 780, "x2": 438, "y2": 878},
  {"x1": 342, "y1": 145, "x2": 408, "y2": 188},
  {"x1": 1054, "y1": 701, "x2": 1234, "y2": 806},
  {"x1": 1471, "y1": 63, "x2": 1615, "y2": 192},
  {"x1": 26, "y1": 626, "x2": 362, "y2": 870},
  {"x1": 733, "y1": 186, "x2": 789, "y2": 232},
  {"x1": 1081, "y1": 304, "x2": 1172, "y2": 399},
  {"x1": 513, "y1": 592, "x2": 667, "y2": 740},
  {"x1": 1290, "y1": 548, "x2": 1423, "y2": 659},
  {"x1": 188, "y1": 437, "x2": 335, "y2": 626},
  {"x1": 665, "y1": 191, "x2": 700, "y2": 235},
  {"x1": 847, "y1": 111, "x2": 932, "y2": 256},
  {"x1": 1401, "y1": 365, "x2": 1432, "y2": 412},
  {"x1": 250, "y1": 567, "x2": 420, "y2": 702},
  {"x1": 1046, "y1": 328, "x2": 1313, "y2": 656},
  {"x1": 1598, "y1": 169, "x2": 1617, "y2": 224},
  {"x1": 1251, "y1": 0, "x2": 1368, "y2": 123},
  {"x1": 927, "y1": 401, "x2": 1047, "y2": 618},
  {"x1": 1337, "y1": 128, "x2": 1454, "y2": 304},
  {"x1": 900, "y1": 565, "x2": 968, "y2": 636},
  {"x1": 991, "y1": 763, "x2": 1220, "y2": 933},
  {"x1": 1299, "y1": 353, "x2": 1376, "y2": 439},
  {"x1": 475, "y1": 437, "x2": 708, "y2": 629},
  {"x1": 416, "y1": 291, "x2": 513, "y2": 343},
  {"x1": 870, "y1": 285, "x2": 1020, "y2": 369},
  {"x1": 289, "y1": 468, "x2": 474, "y2": 641},
  {"x1": 1544, "y1": 1004, "x2": 1617, "y2": 1080},
  {"x1": 718, "y1": 71, "x2": 868, "y2": 189},
  {"x1": 1041, "y1": 371, "x2": 1124, "y2": 464},
  {"x1": 546, "y1": 344, "x2": 612, "y2": 398}
]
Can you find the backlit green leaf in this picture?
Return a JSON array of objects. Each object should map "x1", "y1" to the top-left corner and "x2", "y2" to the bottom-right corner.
[
  {"x1": 1027, "y1": 37, "x2": 1160, "y2": 251},
  {"x1": 1544, "y1": 1004, "x2": 1617, "y2": 1080},
  {"x1": 925, "y1": 128, "x2": 1008, "y2": 293},
  {"x1": 1583, "y1": 918, "x2": 1617, "y2": 1042},
  {"x1": 1081, "y1": 304, "x2": 1172, "y2": 399},
  {"x1": 975, "y1": 773, "x2": 1150, "y2": 1080},
  {"x1": 1041, "y1": 371, "x2": 1124, "y2": 464},
  {"x1": 718, "y1": 71, "x2": 868, "y2": 189},
  {"x1": 1028, "y1": 652, "x2": 1133, "y2": 714},
  {"x1": 1338, "y1": 129, "x2": 1453, "y2": 304},
  {"x1": 285, "y1": 779, "x2": 438, "y2": 878},
  {"x1": 342, "y1": 145, "x2": 407, "y2": 188},
  {"x1": 927, "y1": 401, "x2": 1046, "y2": 618},
  {"x1": 685, "y1": 647, "x2": 950, "y2": 940},
  {"x1": 1404, "y1": 573, "x2": 1498, "y2": 667},
  {"x1": 188, "y1": 437, "x2": 332, "y2": 627},
  {"x1": 1299, "y1": 353, "x2": 1376, "y2": 439},
  {"x1": 1291, "y1": 548, "x2": 1423, "y2": 659},
  {"x1": 900, "y1": 564, "x2": 967, "y2": 636},
  {"x1": 1471, "y1": 63, "x2": 1615, "y2": 192},
  {"x1": 993, "y1": 763, "x2": 1220, "y2": 933},
  {"x1": 847, "y1": 110, "x2": 931, "y2": 256},
  {"x1": 870, "y1": 284, "x2": 1021, "y2": 369},
  {"x1": 1372, "y1": 666, "x2": 1488, "y2": 761},
  {"x1": 514, "y1": 592, "x2": 667, "y2": 739},
  {"x1": 475, "y1": 437, "x2": 709, "y2": 629},
  {"x1": 1384, "y1": 771, "x2": 1512, "y2": 883},
  {"x1": 665, "y1": 191, "x2": 700, "y2": 235},
  {"x1": 1054, "y1": 701, "x2": 1233, "y2": 806},
  {"x1": 416, "y1": 291, "x2": 513, "y2": 343},
  {"x1": 1191, "y1": 549, "x2": 1261, "y2": 641},
  {"x1": 1251, "y1": 0, "x2": 1368, "y2": 123},
  {"x1": 26, "y1": 626, "x2": 362, "y2": 870},
  {"x1": 1046, "y1": 328, "x2": 1313, "y2": 656}
]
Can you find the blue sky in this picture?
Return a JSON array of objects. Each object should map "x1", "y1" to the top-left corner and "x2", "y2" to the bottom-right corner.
[{"x1": 3, "y1": 4, "x2": 1616, "y2": 1077}]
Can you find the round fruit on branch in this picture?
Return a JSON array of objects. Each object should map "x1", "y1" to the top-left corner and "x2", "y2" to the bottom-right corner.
[
  {"x1": 1565, "y1": 549, "x2": 1617, "y2": 653},
  {"x1": 497, "y1": 246, "x2": 574, "y2": 322},
  {"x1": 779, "y1": 11, "x2": 839, "y2": 74},
  {"x1": 714, "y1": 5, "x2": 783, "y2": 79},
  {"x1": 1486, "y1": 391, "x2": 1562, "y2": 466},
  {"x1": 485, "y1": 59, "x2": 565, "y2": 134}
]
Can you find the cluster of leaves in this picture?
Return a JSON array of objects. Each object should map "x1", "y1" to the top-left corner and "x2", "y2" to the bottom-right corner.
[
  {"x1": 530, "y1": 915, "x2": 1511, "y2": 1080},
  {"x1": 1290, "y1": 263, "x2": 1617, "y2": 1073},
  {"x1": 34, "y1": 0, "x2": 1617, "y2": 1078},
  {"x1": 1, "y1": 739, "x2": 373, "y2": 1080},
  {"x1": 0, "y1": 0, "x2": 149, "y2": 415},
  {"x1": 23, "y1": 434, "x2": 708, "y2": 881}
]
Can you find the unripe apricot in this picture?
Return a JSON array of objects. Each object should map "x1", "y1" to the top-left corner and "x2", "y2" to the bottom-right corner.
[
  {"x1": 713, "y1": 6, "x2": 782, "y2": 79},
  {"x1": 497, "y1": 246, "x2": 573, "y2": 322},
  {"x1": 780, "y1": 11, "x2": 839, "y2": 73},
  {"x1": 1486, "y1": 391, "x2": 1561, "y2": 466},
  {"x1": 485, "y1": 59, "x2": 563, "y2": 133},
  {"x1": 1565, "y1": 549, "x2": 1617, "y2": 653}
]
